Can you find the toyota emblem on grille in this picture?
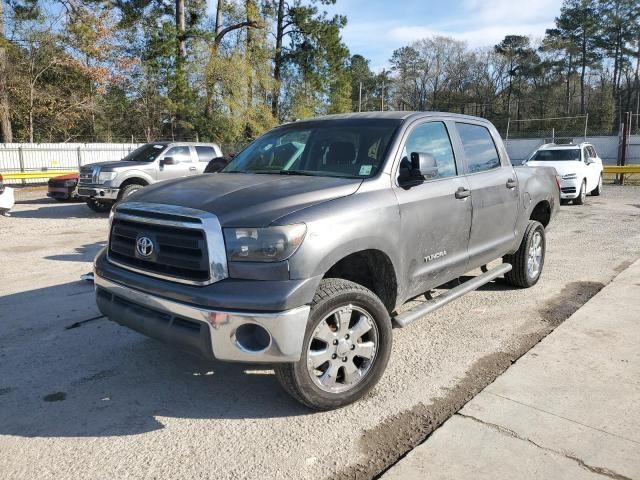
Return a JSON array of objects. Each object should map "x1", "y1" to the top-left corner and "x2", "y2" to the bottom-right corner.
[{"x1": 136, "y1": 236, "x2": 154, "y2": 257}]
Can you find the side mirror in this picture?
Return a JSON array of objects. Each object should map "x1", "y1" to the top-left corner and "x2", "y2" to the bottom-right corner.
[
  {"x1": 521, "y1": 159, "x2": 528, "y2": 165},
  {"x1": 585, "y1": 157, "x2": 595, "y2": 165},
  {"x1": 410, "y1": 152, "x2": 438, "y2": 179},
  {"x1": 161, "y1": 156, "x2": 176, "y2": 166}
]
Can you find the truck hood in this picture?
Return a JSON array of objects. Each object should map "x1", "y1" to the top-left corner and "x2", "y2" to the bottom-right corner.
[
  {"x1": 123, "y1": 173, "x2": 363, "y2": 227},
  {"x1": 526, "y1": 160, "x2": 580, "y2": 176},
  {"x1": 83, "y1": 160, "x2": 153, "y2": 171}
]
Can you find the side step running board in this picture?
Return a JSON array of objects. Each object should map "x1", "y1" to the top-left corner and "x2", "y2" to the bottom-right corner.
[{"x1": 393, "y1": 263, "x2": 512, "y2": 328}]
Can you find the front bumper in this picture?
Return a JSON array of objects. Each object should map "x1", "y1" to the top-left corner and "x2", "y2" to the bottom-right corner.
[
  {"x1": 95, "y1": 273, "x2": 310, "y2": 363},
  {"x1": 78, "y1": 185, "x2": 119, "y2": 200},
  {"x1": 560, "y1": 178, "x2": 580, "y2": 199}
]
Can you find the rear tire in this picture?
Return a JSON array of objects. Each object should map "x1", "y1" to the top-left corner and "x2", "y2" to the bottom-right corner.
[
  {"x1": 573, "y1": 180, "x2": 586, "y2": 205},
  {"x1": 275, "y1": 278, "x2": 392, "y2": 410},
  {"x1": 591, "y1": 174, "x2": 602, "y2": 196},
  {"x1": 86, "y1": 198, "x2": 112, "y2": 213},
  {"x1": 503, "y1": 220, "x2": 546, "y2": 288}
]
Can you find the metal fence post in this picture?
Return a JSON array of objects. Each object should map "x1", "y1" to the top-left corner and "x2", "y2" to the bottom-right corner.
[
  {"x1": 18, "y1": 146, "x2": 25, "y2": 186},
  {"x1": 77, "y1": 146, "x2": 82, "y2": 170},
  {"x1": 584, "y1": 113, "x2": 588, "y2": 140}
]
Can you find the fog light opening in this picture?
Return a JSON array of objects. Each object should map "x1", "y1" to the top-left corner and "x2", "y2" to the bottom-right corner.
[{"x1": 234, "y1": 324, "x2": 271, "y2": 352}]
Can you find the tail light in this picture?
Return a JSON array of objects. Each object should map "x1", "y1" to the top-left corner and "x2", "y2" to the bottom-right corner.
[
  {"x1": 555, "y1": 174, "x2": 561, "y2": 189},
  {"x1": 0, "y1": 173, "x2": 3, "y2": 183}
]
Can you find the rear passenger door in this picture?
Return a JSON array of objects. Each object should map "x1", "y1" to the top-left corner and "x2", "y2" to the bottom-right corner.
[
  {"x1": 454, "y1": 122, "x2": 519, "y2": 268},
  {"x1": 195, "y1": 146, "x2": 218, "y2": 173},
  {"x1": 392, "y1": 120, "x2": 472, "y2": 296}
]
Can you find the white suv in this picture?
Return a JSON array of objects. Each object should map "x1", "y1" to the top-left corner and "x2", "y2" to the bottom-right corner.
[{"x1": 525, "y1": 143, "x2": 603, "y2": 204}]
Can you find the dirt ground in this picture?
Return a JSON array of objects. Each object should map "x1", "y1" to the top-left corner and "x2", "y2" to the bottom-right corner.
[{"x1": 0, "y1": 186, "x2": 639, "y2": 480}]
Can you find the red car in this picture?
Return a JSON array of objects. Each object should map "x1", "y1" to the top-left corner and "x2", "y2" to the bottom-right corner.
[{"x1": 47, "y1": 172, "x2": 80, "y2": 201}]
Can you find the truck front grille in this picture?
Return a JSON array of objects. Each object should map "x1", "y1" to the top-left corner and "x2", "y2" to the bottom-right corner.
[
  {"x1": 109, "y1": 218, "x2": 211, "y2": 283},
  {"x1": 79, "y1": 168, "x2": 96, "y2": 185},
  {"x1": 561, "y1": 187, "x2": 576, "y2": 194}
]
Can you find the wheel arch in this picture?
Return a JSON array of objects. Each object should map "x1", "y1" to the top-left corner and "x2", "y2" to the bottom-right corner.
[
  {"x1": 119, "y1": 176, "x2": 150, "y2": 189},
  {"x1": 322, "y1": 249, "x2": 398, "y2": 314},
  {"x1": 529, "y1": 200, "x2": 551, "y2": 227}
]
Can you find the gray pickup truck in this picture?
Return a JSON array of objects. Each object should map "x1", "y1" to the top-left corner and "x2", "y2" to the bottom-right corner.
[
  {"x1": 93, "y1": 112, "x2": 559, "y2": 409},
  {"x1": 78, "y1": 142, "x2": 223, "y2": 212}
]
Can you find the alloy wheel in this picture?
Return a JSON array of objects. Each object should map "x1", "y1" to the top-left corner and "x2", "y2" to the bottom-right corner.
[
  {"x1": 306, "y1": 305, "x2": 378, "y2": 394},
  {"x1": 527, "y1": 231, "x2": 543, "y2": 279}
]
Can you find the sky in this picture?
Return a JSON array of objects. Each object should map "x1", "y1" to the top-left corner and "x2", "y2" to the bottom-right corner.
[{"x1": 325, "y1": 0, "x2": 564, "y2": 71}]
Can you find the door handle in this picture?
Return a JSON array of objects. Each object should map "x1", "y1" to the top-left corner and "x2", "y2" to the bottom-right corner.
[
  {"x1": 506, "y1": 178, "x2": 517, "y2": 189},
  {"x1": 189, "y1": 166, "x2": 197, "y2": 171},
  {"x1": 455, "y1": 187, "x2": 471, "y2": 199}
]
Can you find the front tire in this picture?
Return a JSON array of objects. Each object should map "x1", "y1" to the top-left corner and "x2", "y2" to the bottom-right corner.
[
  {"x1": 573, "y1": 180, "x2": 586, "y2": 205},
  {"x1": 85, "y1": 198, "x2": 113, "y2": 213},
  {"x1": 275, "y1": 279, "x2": 392, "y2": 410},
  {"x1": 503, "y1": 220, "x2": 546, "y2": 288},
  {"x1": 118, "y1": 183, "x2": 144, "y2": 201}
]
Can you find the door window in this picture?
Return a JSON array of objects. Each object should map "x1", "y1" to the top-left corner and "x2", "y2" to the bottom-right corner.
[
  {"x1": 587, "y1": 146, "x2": 598, "y2": 158},
  {"x1": 400, "y1": 122, "x2": 457, "y2": 179},
  {"x1": 195, "y1": 146, "x2": 216, "y2": 162},
  {"x1": 164, "y1": 146, "x2": 192, "y2": 163},
  {"x1": 456, "y1": 123, "x2": 501, "y2": 173}
]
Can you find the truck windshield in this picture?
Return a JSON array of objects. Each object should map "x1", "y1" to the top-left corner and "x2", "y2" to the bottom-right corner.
[
  {"x1": 121, "y1": 144, "x2": 166, "y2": 162},
  {"x1": 531, "y1": 149, "x2": 580, "y2": 161},
  {"x1": 222, "y1": 120, "x2": 400, "y2": 178}
]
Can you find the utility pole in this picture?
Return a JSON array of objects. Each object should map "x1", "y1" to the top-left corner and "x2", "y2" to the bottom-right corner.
[
  {"x1": 380, "y1": 69, "x2": 385, "y2": 112},
  {"x1": 358, "y1": 82, "x2": 362, "y2": 112}
]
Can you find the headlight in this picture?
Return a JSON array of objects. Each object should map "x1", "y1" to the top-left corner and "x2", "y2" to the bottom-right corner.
[
  {"x1": 224, "y1": 224, "x2": 307, "y2": 262},
  {"x1": 562, "y1": 173, "x2": 577, "y2": 180},
  {"x1": 98, "y1": 171, "x2": 117, "y2": 183}
]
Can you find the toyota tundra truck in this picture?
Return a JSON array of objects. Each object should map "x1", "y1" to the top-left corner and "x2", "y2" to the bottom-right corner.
[{"x1": 93, "y1": 112, "x2": 560, "y2": 410}]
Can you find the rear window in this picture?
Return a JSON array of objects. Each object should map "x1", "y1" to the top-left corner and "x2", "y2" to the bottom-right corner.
[
  {"x1": 456, "y1": 123, "x2": 501, "y2": 173},
  {"x1": 196, "y1": 146, "x2": 217, "y2": 162},
  {"x1": 531, "y1": 149, "x2": 580, "y2": 161}
]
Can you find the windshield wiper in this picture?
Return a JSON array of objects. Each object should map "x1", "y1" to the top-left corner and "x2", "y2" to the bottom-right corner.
[{"x1": 279, "y1": 170, "x2": 317, "y2": 176}]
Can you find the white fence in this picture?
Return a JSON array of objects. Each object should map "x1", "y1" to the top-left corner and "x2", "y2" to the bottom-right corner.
[{"x1": 0, "y1": 143, "x2": 142, "y2": 184}]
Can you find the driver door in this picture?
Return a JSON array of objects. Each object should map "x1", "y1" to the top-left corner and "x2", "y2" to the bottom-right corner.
[
  {"x1": 157, "y1": 145, "x2": 196, "y2": 181},
  {"x1": 392, "y1": 120, "x2": 472, "y2": 297}
]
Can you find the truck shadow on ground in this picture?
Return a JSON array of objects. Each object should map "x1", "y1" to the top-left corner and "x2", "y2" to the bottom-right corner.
[
  {"x1": 9, "y1": 199, "x2": 108, "y2": 219},
  {"x1": 45, "y1": 241, "x2": 107, "y2": 262},
  {"x1": 0, "y1": 281, "x2": 310, "y2": 439}
]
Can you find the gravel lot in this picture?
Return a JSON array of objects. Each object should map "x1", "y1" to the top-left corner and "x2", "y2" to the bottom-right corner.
[{"x1": 1, "y1": 186, "x2": 639, "y2": 480}]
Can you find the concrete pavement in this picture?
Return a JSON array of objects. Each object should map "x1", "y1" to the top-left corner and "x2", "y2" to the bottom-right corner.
[{"x1": 382, "y1": 258, "x2": 640, "y2": 480}]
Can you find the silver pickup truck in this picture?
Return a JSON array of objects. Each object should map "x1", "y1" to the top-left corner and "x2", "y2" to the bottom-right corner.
[
  {"x1": 78, "y1": 142, "x2": 223, "y2": 212},
  {"x1": 93, "y1": 112, "x2": 560, "y2": 410}
]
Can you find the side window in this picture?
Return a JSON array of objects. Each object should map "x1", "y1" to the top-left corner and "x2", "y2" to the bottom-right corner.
[
  {"x1": 400, "y1": 122, "x2": 457, "y2": 179},
  {"x1": 456, "y1": 123, "x2": 501, "y2": 173},
  {"x1": 164, "y1": 146, "x2": 192, "y2": 163},
  {"x1": 588, "y1": 146, "x2": 598, "y2": 158},
  {"x1": 196, "y1": 146, "x2": 216, "y2": 162},
  {"x1": 583, "y1": 147, "x2": 590, "y2": 162}
]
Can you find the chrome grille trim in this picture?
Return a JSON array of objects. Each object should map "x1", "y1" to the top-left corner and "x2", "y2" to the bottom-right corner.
[
  {"x1": 79, "y1": 166, "x2": 99, "y2": 185},
  {"x1": 107, "y1": 202, "x2": 228, "y2": 286}
]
